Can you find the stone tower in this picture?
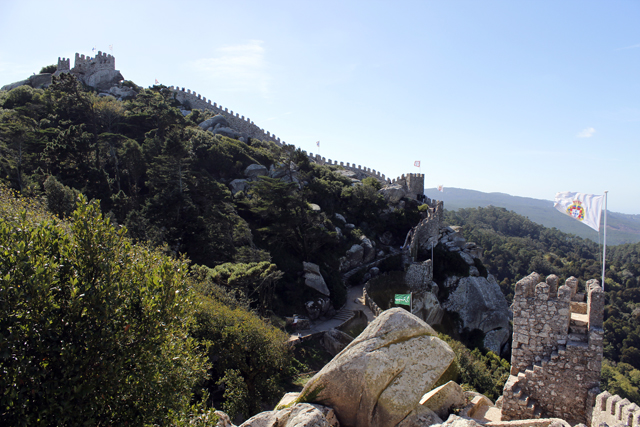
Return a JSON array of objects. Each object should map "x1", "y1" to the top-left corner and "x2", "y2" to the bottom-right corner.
[{"x1": 501, "y1": 273, "x2": 604, "y2": 424}]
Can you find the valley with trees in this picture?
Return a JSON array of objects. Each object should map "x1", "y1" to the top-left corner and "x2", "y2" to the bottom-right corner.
[{"x1": 1, "y1": 73, "x2": 639, "y2": 424}]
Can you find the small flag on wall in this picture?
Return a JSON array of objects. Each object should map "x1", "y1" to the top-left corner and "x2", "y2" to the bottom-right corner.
[
  {"x1": 92, "y1": 47, "x2": 96, "y2": 53},
  {"x1": 316, "y1": 141, "x2": 320, "y2": 147},
  {"x1": 414, "y1": 161, "x2": 421, "y2": 167},
  {"x1": 554, "y1": 191, "x2": 604, "y2": 232},
  {"x1": 109, "y1": 45, "x2": 113, "y2": 52},
  {"x1": 394, "y1": 294, "x2": 411, "y2": 306},
  {"x1": 438, "y1": 185, "x2": 444, "y2": 192},
  {"x1": 155, "y1": 79, "x2": 159, "y2": 84}
]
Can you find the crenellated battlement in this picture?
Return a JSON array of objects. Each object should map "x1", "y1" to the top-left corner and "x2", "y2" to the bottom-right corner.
[
  {"x1": 167, "y1": 85, "x2": 426, "y2": 195},
  {"x1": 57, "y1": 57, "x2": 70, "y2": 73},
  {"x1": 72, "y1": 51, "x2": 116, "y2": 73},
  {"x1": 502, "y1": 273, "x2": 604, "y2": 425},
  {"x1": 592, "y1": 391, "x2": 640, "y2": 427}
]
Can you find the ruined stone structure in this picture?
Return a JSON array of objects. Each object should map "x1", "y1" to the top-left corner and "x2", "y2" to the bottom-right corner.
[
  {"x1": 53, "y1": 51, "x2": 123, "y2": 91},
  {"x1": 591, "y1": 391, "x2": 640, "y2": 427},
  {"x1": 407, "y1": 198, "x2": 444, "y2": 260},
  {"x1": 502, "y1": 273, "x2": 605, "y2": 424},
  {"x1": 54, "y1": 52, "x2": 116, "y2": 76}
]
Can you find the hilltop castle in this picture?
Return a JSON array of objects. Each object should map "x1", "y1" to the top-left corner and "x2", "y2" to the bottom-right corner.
[{"x1": 55, "y1": 52, "x2": 123, "y2": 91}]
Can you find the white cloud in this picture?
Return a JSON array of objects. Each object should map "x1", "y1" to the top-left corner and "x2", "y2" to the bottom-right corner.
[
  {"x1": 615, "y1": 43, "x2": 640, "y2": 51},
  {"x1": 191, "y1": 40, "x2": 269, "y2": 96},
  {"x1": 577, "y1": 127, "x2": 596, "y2": 138}
]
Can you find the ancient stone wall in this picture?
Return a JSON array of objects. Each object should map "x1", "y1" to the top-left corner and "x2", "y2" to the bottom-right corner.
[
  {"x1": 591, "y1": 391, "x2": 640, "y2": 427},
  {"x1": 72, "y1": 52, "x2": 115, "y2": 73},
  {"x1": 168, "y1": 86, "x2": 426, "y2": 190},
  {"x1": 502, "y1": 274, "x2": 604, "y2": 425},
  {"x1": 363, "y1": 282, "x2": 383, "y2": 317},
  {"x1": 408, "y1": 199, "x2": 444, "y2": 259},
  {"x1": 57, "y1": 57, "x2": 70, "y2": 73}
]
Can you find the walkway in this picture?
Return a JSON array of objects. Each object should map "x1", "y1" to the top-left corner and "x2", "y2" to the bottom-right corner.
[{"x1": 289, "y1": 284, "x2": 375, "y2": 342}]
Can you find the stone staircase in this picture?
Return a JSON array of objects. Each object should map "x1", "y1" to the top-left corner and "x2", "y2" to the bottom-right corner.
[
  {"x1": 502, "y1": 369, "x2": 543, "y2": 420},
  {"x1": 333, "y1": 307, "x2": 354, "y2": 323},
  {"x1": 568, "y1": 312, "x2": 589, "y2": 345}
]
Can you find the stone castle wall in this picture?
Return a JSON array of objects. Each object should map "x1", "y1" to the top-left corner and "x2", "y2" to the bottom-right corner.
[
  {"x1": 502, "y1": 273, "x2": 604, "y2": 425},
  {"x1": 73, "y1": 52, "x2": 115, "y2": 73},
  {"x1": 408, "y1": 199, "x2": 444, "y2": 259},
  {"x1": 168, "y1": 85, "x2": 424, "y2": 190},
  {"x1": 591, "y1": 391, "x2": 640, "y2": 427},
  {"x1": 56, "y1": 57, "x2": 70, "y2": 73}
]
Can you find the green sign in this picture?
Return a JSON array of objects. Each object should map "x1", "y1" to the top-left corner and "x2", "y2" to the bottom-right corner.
[{"x1": 394, "y1": 294, "x2": 411, "y2": 306}]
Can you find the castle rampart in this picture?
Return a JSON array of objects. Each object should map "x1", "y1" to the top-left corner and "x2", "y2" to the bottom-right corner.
[
  {"x1": 72, "y1": 51, "x2": 116, "y2": 73},
  {"x1": 407, "y1": 199, "x2": 444, "y2": 259},
  {"x1": 57, "y1": 57, "x2": 70, "y2": 73},
  {"x1": 591, "y1": 391, "x2": 640, "y2": 427},
  {"x1": 167, "y1": 86, "x2": 425, "y2": 196},
  {"x1": 502, "y1": 274, "x2": 604, "y2": 425}
]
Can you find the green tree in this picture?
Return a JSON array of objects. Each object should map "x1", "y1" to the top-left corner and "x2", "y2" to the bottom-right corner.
[
  {"x1": 39, "y1": 64, "x2": 57, "y2": 74},
  {"x1": 191, "y1": 296, "x2": 292, "y2": 419},
  {"x1": 206, "y1": 262, "x2": 284, "y2": 316},
  {"x1": 0, "y1": 188, "x2": 208, "y2": 426}
]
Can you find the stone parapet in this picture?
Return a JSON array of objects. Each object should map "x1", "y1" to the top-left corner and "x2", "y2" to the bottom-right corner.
[
  {"x1": 363, "y1": 282, "x2": 383, "y2": 317},
  {"x1": 502, "y1": 274, "x2": 605, "y2": 425},
  {"x1": 591, "y1": 391, "x2": 640, "y2": 427}
]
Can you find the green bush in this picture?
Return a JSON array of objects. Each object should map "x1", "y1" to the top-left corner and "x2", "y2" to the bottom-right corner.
[
  {"x1": 191, "y1": 296, "x2": 293, "y2": 419},
  {"x1": 39, "y1": 64, "x2": 57, "y2": 74},
  {"x1": 0, "y1": 189, "x2": 208, "y2": 425},
  {"x1": 438, "y1": 334, "x2": 509, "y2": 400}
]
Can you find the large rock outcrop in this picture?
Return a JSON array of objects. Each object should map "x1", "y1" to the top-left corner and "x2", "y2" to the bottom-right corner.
[
  {"x1": 303, "y1": 262, "x2": 330, "y2": 296},
  {"x1": 299, "y1": 308, "x2": 455, "y2": 427},
  {"x1": 239, "y1": 403, "x2": 339, "y2": 427},
  {"x1": 441, "y1": 275, "x2": 510, "y2": 354}
]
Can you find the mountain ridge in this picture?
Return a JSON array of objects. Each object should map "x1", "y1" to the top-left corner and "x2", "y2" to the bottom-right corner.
[{"x1": 424, "y1": 187, "x2": 640, "y2": 246}]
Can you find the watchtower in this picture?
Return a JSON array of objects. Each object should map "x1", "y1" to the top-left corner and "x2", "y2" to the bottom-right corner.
[{"x1": 501, "y1": 273, "x2": 604, "y2": 424}]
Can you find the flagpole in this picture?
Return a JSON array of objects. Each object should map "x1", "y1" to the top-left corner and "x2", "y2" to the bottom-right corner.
[{"x1": 602, "y1": 191, "x2": 608, "y2": 291}]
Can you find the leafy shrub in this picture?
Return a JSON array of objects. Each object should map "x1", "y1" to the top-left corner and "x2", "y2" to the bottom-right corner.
[
  {"x1": 0, "y1": 189, "x2": 208, "y2": 425},
  {"x1": 438, "y1": 334, "x2": 510, "y2": 400},
  {"x1": 191, "y1": 296, "x2": 293, "y2": 418},
  {"x1": 39, "y1": 64, "x2": 57, "y2": 74}
]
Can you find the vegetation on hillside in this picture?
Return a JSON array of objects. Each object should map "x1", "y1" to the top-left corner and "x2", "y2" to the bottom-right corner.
[
  {"x1": 0, "y1": 76, "x2": 424, "y2": 422},
  {"x1": 0, "y1": 76, "x2": 421, "y2": 316}
]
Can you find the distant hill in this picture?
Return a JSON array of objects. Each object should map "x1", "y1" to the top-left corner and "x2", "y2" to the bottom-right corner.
[{"x1": 424, "y1": 187, "x2": 640, "y2": 246}]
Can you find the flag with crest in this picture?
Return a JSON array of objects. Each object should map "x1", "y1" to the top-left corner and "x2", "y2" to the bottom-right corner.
[{"x1": 554, "y1": 192, "x2": 604, "y2": 231}]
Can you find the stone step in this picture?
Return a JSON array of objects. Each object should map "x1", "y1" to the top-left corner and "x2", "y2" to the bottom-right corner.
[
  {"x1": 568, "y1": 332, "x2": 588, "y2": 343},
  {"x1": 512, "y1": 386, "x2": 522, "y2": 399},
  {"x1": 333, "y1": 309, "x2": 354, "y2": 321},
  {"x1": 534, "y1": 406, "x2": 543, "y2": 419},
  {"x1": 570, "y1": 312, "x2": 588, "y2": 327},
  {"x1": 568, "y1": 339, "x2": 589, "y2": 349},
  {"x1": 518, "y1": 395, "x2": 529, "y2": 407},
  {"x1": 569, "y1": 324, "x2": 588, "y2": 335}
]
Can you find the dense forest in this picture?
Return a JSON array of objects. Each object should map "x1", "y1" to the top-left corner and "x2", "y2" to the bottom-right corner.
[
  {"x1": 2, "y1": 73, "x2": 639, "y2": 424},
  {"x1": 445, "y1": 206, "x2": 640, "y2": 402}
]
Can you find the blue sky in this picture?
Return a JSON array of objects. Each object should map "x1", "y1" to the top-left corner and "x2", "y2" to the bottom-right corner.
[{"x1": 1, "y1": 0, "x2": 639, "y2": 214}]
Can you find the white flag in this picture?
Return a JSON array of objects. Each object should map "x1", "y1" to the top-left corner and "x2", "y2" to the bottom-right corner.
[
  {"x1": 554, "y1": 192, "x2": 604, "y2": 231},
  {"x1": 438, "y1": 185, "x2": 444, "y2": 192}
]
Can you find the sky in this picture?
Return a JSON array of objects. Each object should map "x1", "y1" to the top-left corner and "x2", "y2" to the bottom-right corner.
[{"x1": 1, "y1": 0, "x2": 639, "y2": 214}]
